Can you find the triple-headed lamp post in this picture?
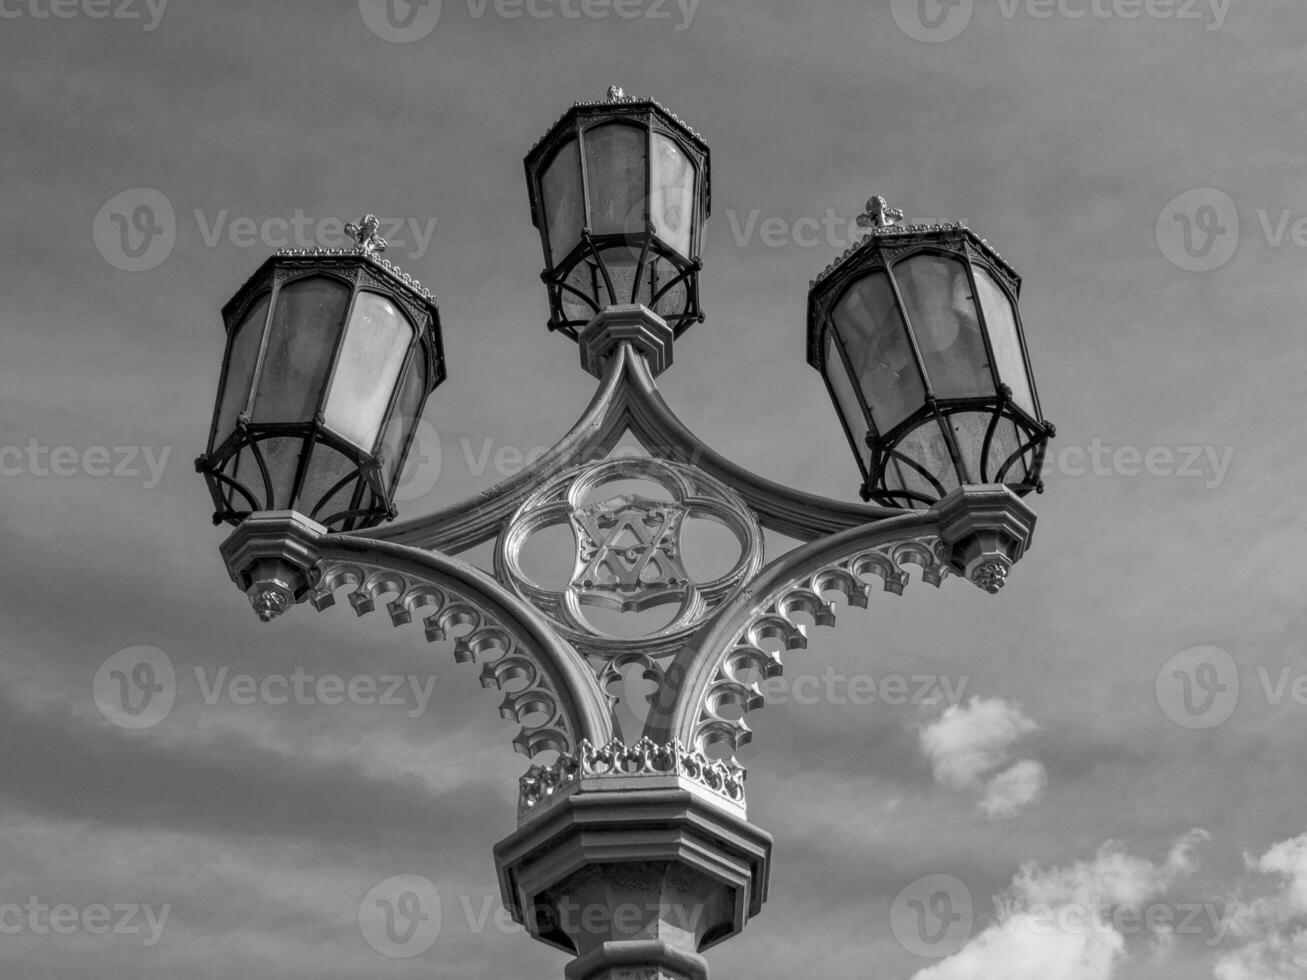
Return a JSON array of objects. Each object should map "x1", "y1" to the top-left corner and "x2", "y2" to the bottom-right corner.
[{"x1": 197, "y1": 88, "x2": 1053, "y2": 978}]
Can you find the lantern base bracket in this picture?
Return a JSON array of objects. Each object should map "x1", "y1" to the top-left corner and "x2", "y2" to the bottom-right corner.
[
  {"x1": 935, "y1": 485, "x2": 1037, "y2": 594},
  {"x1": 578, "y1": 305, "x2": 675, "y2": 379},
  {"x1": 219, "y1": 511, "x2": 326, "y2": 621}
]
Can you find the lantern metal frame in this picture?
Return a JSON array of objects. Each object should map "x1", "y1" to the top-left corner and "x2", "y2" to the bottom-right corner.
[
  {"x1": 808, "y1": 217, "x2": 1056, "y2": 510},
  {"x1": 196, "y1": 241, "x2": 446, "y2": 533},
  {"x1": 524, "y1": 88, "x2": 710, "y2": 340}
]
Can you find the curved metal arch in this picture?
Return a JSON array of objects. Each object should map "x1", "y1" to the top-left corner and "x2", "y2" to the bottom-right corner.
[
  {"x1": 643, "y1": 509, "x2": 952, "y2": 758},
  {"x1": 308, "y1": 533, "x2": 616, "y2": 756},
  {"x1": 366, "y1": 343, "x2": 902, "y2": 554}
]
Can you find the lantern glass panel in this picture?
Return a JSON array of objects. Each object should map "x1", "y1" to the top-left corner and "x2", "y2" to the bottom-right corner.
[
  {"x1": 380, "y1": 349, "x2": 429, "y2": 492},
  {"x1": 650, "y1": 132, "x2": 695, "y2": 256},
  {"x1": 323, "y1": 292, "x2": 414, "y2": 450},
  {"x1": 542, "y1": 138, "x2": 584, "y2": 264},
  {"x1": 823, "y1": 332, "x2": 867, "y2": 469},
  {"x1": 895, "y1": 421, "x2": 960, "y2": 499},
  {"x1": 214, "y1": 291, "x2": 270, "y2": 446},
  {"x1": 298, "y1": 442, "x2": 359, "y2": 524},
  {"x1": 583, "y1": 123, "x2": 647, "y2": 236},
  {"x1": 235, "y1": 434, "x2": 305, "y2": 509},
  {"x1": 832, "y1": 271, "x2": 925, "y2": 432},
  {"x1": 973, "y1": 267, "x2": 1036, "y2": 417},
  {"x1": 948, "y1": 410, "x2": 1022, "y2": 483},
  {"x1": 252, "y1": 276, "x2": 350, "y2": 423},
  {"x1": 894, "y1": 254, "x2": 993, "y2": 400}
]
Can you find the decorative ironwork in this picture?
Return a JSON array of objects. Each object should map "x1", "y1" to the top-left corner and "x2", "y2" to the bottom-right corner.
[
  {"x1": 856, "y1": 195, "x2": 904, "y2": 229},
  {"x1": 684, "y1": 533, "x2": 952, "y2": 758},
  {"x1": 518, "y1": 737, "x2": 747, "y2": 819},
  {"x1": 497, "y1": 456, "x2": 764, "y2": 658},
  {"x1": 344, "y1": 213, "x2": 389, "y2": 255}
]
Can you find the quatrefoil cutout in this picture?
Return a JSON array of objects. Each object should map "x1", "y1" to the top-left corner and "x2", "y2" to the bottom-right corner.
[{"x1": 496, "y1": 457, "x2": 764, "y2": 654}]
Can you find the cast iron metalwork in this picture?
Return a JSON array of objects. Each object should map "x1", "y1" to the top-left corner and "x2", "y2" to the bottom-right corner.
[
  {"x1": 525, "y1": 87, "x2": 710, "y2": 340},
  {"x1": 201, "y1": 97, "x2": 1052, "y2": 980},
  {"x1": 195, "y1": 217, "x2": 446, "y2": 532},
  {"x1": 808, "y1": 196, "x2": 1056, "y2": 510}
]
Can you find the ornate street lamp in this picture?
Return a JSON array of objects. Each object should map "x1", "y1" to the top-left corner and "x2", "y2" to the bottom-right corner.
[
  {"x1": 525, "y1": 85, "x2": 709, "y2": 341},
  {"x1": 195, "y1": 216, "x2": 446, "y2": 535},
  {"x1": 199, "y1": 94, "x2": 1051, "y2": 979},
  {"x1": 808, "y1": 196, "x2": 1056, "y2": 510}
]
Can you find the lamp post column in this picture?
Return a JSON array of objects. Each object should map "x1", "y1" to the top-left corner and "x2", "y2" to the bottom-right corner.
[{"x1": 495, "y1": 742, "x2": 772, "y2": 980}]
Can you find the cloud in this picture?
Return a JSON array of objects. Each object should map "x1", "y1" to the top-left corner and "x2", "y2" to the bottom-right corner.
[
  {"x1": 1214, "y1": 833, "x2": 1307, "y2": 980},
  {"x1": 918, "y1": 697, "x2": 1045, "y2": 818},
  {"x1": 912, "y1": 914, "x2": 1125, "y2": 980},
  {"x1": 911, "y1": 831, "x2": 1208, "y2": 980},
  {"x1": 980, "y1": 760, "x2": 1048, "y2": 820}
]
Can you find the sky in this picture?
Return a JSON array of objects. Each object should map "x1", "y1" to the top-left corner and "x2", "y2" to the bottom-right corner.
[{"x1": 2, "y1": 0, "x2": 1306, "y2": 978}]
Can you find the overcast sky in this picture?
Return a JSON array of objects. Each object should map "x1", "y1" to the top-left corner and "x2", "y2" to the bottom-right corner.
[{"x1": 3, "y1": 1, "x2": 1307, "y2": 978}]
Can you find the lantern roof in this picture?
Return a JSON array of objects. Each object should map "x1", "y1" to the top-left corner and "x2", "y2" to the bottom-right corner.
[
  {"x1": 217, "y1": 220, "x2": 446, "y2": 394},
  {"x1": 525, "y1": 87, "x2": 712, "y2": 220},
  {"x1": 806, "y1": 204, "x2": 1022, "y2": 371}
]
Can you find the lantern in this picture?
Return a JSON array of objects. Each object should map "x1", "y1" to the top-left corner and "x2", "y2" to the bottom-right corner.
[
  {"x1": 196, "y1": 216, "x2": 446, "y2": 532},
  {"x1": 525, "y1": 86, "x2": 710, "y2": 340},
  {"x1": 807, "y1": 197, "x2": 1054, "y2": 510}
]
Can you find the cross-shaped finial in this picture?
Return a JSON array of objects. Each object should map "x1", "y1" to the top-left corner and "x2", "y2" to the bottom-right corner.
[
  {"x1": 856, "y1": 195, "x2": 905, "y2": 230},
  {"x1": 607, "y1": 85, "x2": 625, "y2": 101},
  {"x1": 345, "y1": 214, "x2": 388, "y2": 255}
]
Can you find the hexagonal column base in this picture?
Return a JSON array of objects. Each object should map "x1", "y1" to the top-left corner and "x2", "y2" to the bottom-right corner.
[
  {"x1": 935, "y1": 485, "x2": 1038, "y2": 593},
  {"x1": 219, "y1": 511, "x2": 325, "y2": 621},
  {"x1": 578, "y1": 305, "x2": 675, "y2": 379},
  {"x1": 495, "y1": 786, "x2": 771, "y2": 980}
]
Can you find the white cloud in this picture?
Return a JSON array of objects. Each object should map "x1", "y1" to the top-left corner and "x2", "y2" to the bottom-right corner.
[
  {"x1": 912, "y1": 913, "x2": 1125, "y2": 980},
  {"x1": 1012, "y1": 830, "x2": 1209, "y2": 909},
  {"x1": 911, "y1": 832, "x2": 1208, "y2": 980},
  {"x1": 919, "y1": 697, "x2": 1039, "y2": 791},
  {"x1": 919, "y1": 697, "x2": 1045, "y2": 818},
  {"x1": 1214, "y1": 833, "x2": 1307, "y2": 980},
  {"x1": 980, "y1": 760, "x2": 1048, "y2": 819}
]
